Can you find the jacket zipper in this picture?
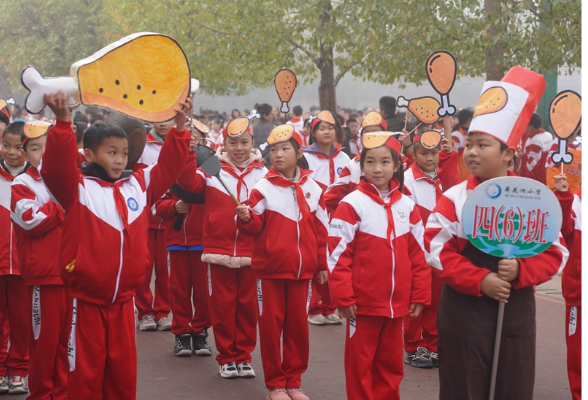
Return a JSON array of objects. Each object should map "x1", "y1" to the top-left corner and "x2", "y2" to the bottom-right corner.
[
  {"x1": 183, "y1": 209, "x2": 188, "y2": 246},
  {"x1": 293, "y1": 189, "x2": 302, "y2": 280},
  {"x1": 112, "y1": 231, "x2": 124, "y2": 303},
  {"x1": 9, "y1": 222, "x2": 13, "y2": 274},
  {"x1": 390, "y1": 228, "x2": 396, "y2": 318}
]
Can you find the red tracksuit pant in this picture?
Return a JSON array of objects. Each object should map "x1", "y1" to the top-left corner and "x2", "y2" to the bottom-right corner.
[
  {"x1": 566, "y1": 305, "x2": 581, "y2": 400},
  {"x1": 308, "y1": 270, "x2": 335, "y2": 316},
  {"x1": 135, "y1": 228, "x2": 170, "y2": 320},
  {"x1": 169, "y1": 251, "x2": 210, "y2": 335},
  {"x1": 403, "y1": 271, "x2": 443, "y2": 353},
  {"x1": 258, "y1": 279, "x2": 311, "y2": 390},
  {"x1": 345, "y1": 315, "x2": 404, "y2": 400},
  {"x1": 28, "y1": 285, "x2": 71, "y2": 400},
  {"x1": 0, "y1": 275, "x2": 29, "y2": 377},
  {"x1": 208, "y1": 264, "x2": 257, "y2": 365},
  {"x1": 68, "y1": 298, "x2": 136, "y2": 400}
]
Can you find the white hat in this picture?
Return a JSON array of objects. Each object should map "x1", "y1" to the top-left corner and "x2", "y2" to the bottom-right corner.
[{"x1": 469, "y1": 66, "x2": 546, "y2": 147}]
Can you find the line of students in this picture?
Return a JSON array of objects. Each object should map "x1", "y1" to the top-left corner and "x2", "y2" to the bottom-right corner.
[{"x1": 0, "y1": 71, "x2": 579, "y2": 400}]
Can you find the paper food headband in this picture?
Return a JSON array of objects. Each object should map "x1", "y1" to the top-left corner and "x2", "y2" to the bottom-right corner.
[
  {"x1": 425, "y1": 50, "x2": 457, "y2": 117},
  {"x1": 266, "y1": 124, "x2": 303, "y2": 147},
  {"x1": 361, "y1": 131, "x2": 402, "y2": 155},
  {"x1": 396, "y1": 96, "x2": 441, "y2": 125},
  {"x1": 223, "y1": 109, "x2": 261, "y2": 139},
  {"x1": 549, "y1": 90, "x2": 582, "y2": 165},
  {"x1": 413, "y1": 130, "x2": 443, "y2": 149},
  {"x1": 0, "y1": 98, "x2": 15, "y2": 122},
  {"x1": 274, "y1": 69, "x2": 297, "y2": 114},
  {"x1": 189, "y1": 118, "x2": 210, "y2": 135},
  {"x1": 361, "y1": 111, "x2": 387, "y2": 131},
  {"x1": 20, "y1": 32, "x2": 200, "y2": 124},
  {"x1": 23, "y1": 121, "x2": 51, "y2": 146},
  {"x1": 309, "y1": 110, "x2": 336, "y2": 129}
]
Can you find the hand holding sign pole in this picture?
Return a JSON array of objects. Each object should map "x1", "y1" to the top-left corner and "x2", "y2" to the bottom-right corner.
[
  {"x1": 548, "y1": 90, "x2": 582, "y2": 172},
  {"x1": 274, "y1": 69, "x2": 297, "y2": 116},
  {"x1": 462, "y1": 177, "x2": 562, "y2": 400}
]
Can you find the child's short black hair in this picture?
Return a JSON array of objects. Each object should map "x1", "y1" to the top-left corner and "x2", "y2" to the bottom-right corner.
[
  {"x1": 293, "y1": 105, "x2": 303, "y2": 117},
  {"x1": 379, "y1": 96, "x2": 397, "y2": 116},
  {"x1": 83, "y1": 123, "x2": 128, "y2": 152},
  {"x1": 74, "y1": 121, "x2": 88, "y2": 145},
  {"x1": 528, "y1": 113, "x2": 543, "y2": 129},
  {"x1": 467, "y1": 131, "x2": 508, "y2": 151},
  {"x1": 2, "y1": 121, "x2": 25, "y2": 141},
  {"x1": 360, "y1": 145, "x2": 404, "y2": 192},
  {"x1": 257, "y1": 103, "x2": 273, "y2": 117}
]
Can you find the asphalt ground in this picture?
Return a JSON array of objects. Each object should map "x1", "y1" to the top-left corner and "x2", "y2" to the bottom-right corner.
[{"x1": 10, "y1": 276, "x2": 572, "y2": 399}]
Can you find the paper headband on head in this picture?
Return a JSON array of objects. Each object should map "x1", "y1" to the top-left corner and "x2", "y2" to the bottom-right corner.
[
  {"x1": 361, "y1": 111, "x2": 387, "y2": 130},
  {"x1": 0, "y1": 98, "x2": 15, "y2": 123},
  {"x1": 413, "y1": 130, "x2": 443, "y2": 149},
  {"x1": 190, "y1": 118, "x2": 210, "y2": 135},
  {"x1": 223, "y1": 117, "x2": 253, "y2": 139},
  {"x1": 309, "y1": 110, "x2": 336, "y2": 128},
  {"x1": 361, "y1": 131, "x2": 402, "y2": 155},
  {"x1": 23, "y1": 121, "x2": 51, "y2": 146},
  {"x1": 266, "y1": 124, "x2": 302, "y2": 146},
  {"x1": 469, "y1": 66, "x2": 546, "y2": 147}
]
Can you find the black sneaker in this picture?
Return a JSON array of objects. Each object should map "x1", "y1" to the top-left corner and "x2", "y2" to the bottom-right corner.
[
  {"x1": 174, "y1": 334, "x2": 192, "y2": 357},
  {"x1": 410, "y1": 347, "x2": 434, "y2": 368},
  {"x1": 430, "y1": 351, "x2": 439, "y2": 368},
  {"x1": 192, "y1": 328, "x2": 213, "y2": 356}
]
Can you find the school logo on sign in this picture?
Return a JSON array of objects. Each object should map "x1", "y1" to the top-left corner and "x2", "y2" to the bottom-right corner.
[
  {"x1": 485, "y1": 183, "x2": 502, "y2": 199},
  {"x1": 127, "y1": 197, "x2": 139, "y2": 211}
]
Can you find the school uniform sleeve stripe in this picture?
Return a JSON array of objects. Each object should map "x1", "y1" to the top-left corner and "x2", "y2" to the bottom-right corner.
[
  {"x1": 236, "y1": 188, "x2": 266, "y2": 236},
  {"x1": 514, "y1": 235, "x2": 569, "y2": 289},
  {"x1": 11, "y1": 184, "x2": 62, "y2": 236}
]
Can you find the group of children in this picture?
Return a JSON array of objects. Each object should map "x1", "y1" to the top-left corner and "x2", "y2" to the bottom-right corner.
[{"x1": 0, "y1": 65, "x2": 580, "y2": 400}]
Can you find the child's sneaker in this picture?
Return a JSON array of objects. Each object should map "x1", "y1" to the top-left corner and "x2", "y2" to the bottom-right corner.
[
  {"x1": 266, "y1": 388, "x2": 290, "y2": 400},
  {"x1": 307, "y1": 314, "x2": 328, "y2": 325},
  {"x1": 8, "y1": 376, "x2": 28, "y2": 394},
  {"x1": 430, "y1": 351, "x2": 439, "y2": 368},
  {"x1": 324, "y1": 313, "x2": 343, "y2": 325},
  {"x1": 173, "y1": 334, "x2": 192, "y2": 357},
  {"x1": 286, "y1": 388, "x2": 309, "y2": 400},
  {"x1": 156, "y1": 316, "x2": 172, "y2": 331},
  {"x1": 237, "y1": 362, "x2": 256, "y2": 378},
  {"x1": 192, "y1": 328, "x2": 213, "y2": 356},
  {"x1": 406, "y1": 347, "x2": 433, "y2": 368},
  {"x1": 0, "y1": 376, "x2": 8, "y2": 393},
  {"x1": 219, "y1": 361, "x2": 239, "y2": 379},
  {"x1": 138, "y1": 315, "x2": 157, "y2": 331}
]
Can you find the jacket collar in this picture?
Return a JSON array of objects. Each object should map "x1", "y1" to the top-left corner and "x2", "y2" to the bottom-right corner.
[
  {"x1": 466, "y1": 170, "x2": 517, "y2": 191},
  {"x1": 81, "y1": 162, "x2": 133, "y2": 184}
]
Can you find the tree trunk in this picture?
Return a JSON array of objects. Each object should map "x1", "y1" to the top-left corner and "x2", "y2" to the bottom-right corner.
[
  {"x1": 318, "y1": 48, "x2": 337, "y2": 112},
  {"x1": 484, "y1": 0, "x2": 505, "y2": 80}
]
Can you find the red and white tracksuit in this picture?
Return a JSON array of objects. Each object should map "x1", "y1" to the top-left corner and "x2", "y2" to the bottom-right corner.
[
  {"x1": 40, "y1": 119, "x2": 190, "y2": 400},
  {"x1": 555, "y1": 188, "x2": 581, "y2": 400},
  {"x1": 0, "y1": 160, "x2": 29, "y2": 379},
  {"x1": 237, "y1": 167, "x2": 329, "y2": 390},
  {"x1": 516, "y1": 129, "x2": 554, "y2": 185},
  {"x1": 304, "y1": 144, "x2": 350, "y2": 316},
  {"x1": 11, "y1": 166, "x2": 70, "y2": 399},
  {"x1": 177, "y1": 148, "x2": 266, "y2": 365},
  {"x1": 328, "y1": 179, "x2": 431, "y2": 400},
  {"x1": 154, "y1": 192, "x2": 210, "y2": 336},
  {"x1": 134, "y1": 132, "x2": 170, "y2": 321},
  {"x1": 402, "y1": 154, "x2": 459, "y2": 354}
]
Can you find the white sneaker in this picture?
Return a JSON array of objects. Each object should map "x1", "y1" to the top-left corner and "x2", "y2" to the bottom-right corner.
[
  {"x1": 219, "y1": 361, "x2": 239, "y2": 379},
  {"x1": 138, "y1": 315, "x2": 157, "y2": 331},
  {"x1": 156, "y1": 316, "x2": 172, "y2": 331},
  {"x1": 308, "y1": 314, "x2": 329, "y2": 325},
  {"x1": 0, "y1": 376, "x2": 8, "y2": 393},
  {"x1": 8, "y1": 376, "x2": 28, "y2": 394},
  {"x1": 237, "y1": 362, "x2": 256, "y2": 378},
  {"x1": 324, "y1": 313, "x2": 343, "y2": 325}
]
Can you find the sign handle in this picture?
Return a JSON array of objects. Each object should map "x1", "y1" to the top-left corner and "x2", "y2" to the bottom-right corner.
[{"x1": 488, "y1": 300, "x2": 505, "y2": 400}]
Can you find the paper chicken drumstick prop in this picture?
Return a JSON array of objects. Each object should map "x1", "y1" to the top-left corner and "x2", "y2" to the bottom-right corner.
[
  {"x1": 549, "y1": 90, "x2": 582, "y2": 165},
  {"x1": 425, "y1": 50, "x2": 457, "y2": 117},
  {"x1": 20, "y1": 32, "x2": 200, "y2": 123},
  {"x1": 396, "y1": 96, "x2": 441, "y2": 125},
  {"x1": 274, "y1": 69, "x2": 297, "y2": 114}
]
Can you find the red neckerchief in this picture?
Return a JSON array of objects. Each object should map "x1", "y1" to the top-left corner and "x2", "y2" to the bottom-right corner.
[
  {"x1": 314, "y1": 145, "x2": 343, "y2": 184},
  {"x1": 409, "y1": 163, "x2": 443, "y2": 201},
  {"x1": 357, "y1": 178, "x2": 403, "y2": 249},
  {"x1": 576, "y1": 187, "x2": 582, "y2": 199},
  {"x1": 221, "y1": 162, "x2": 262, "y2": 201},
  {"x1": 85, "y1": 176, "x2": 133, "y2": 242},
  {"x1": 265, "y1": 166, "x2": 312, "y2": 224}
]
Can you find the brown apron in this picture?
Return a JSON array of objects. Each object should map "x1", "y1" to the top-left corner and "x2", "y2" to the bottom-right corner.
[{"x1": 437, "y1": 243, "x2": 536, "y2": 400}]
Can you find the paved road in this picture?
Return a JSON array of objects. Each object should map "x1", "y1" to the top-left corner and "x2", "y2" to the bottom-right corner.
[{"x1": 12, "y1": 277, "x2": 572, "y2": 399}]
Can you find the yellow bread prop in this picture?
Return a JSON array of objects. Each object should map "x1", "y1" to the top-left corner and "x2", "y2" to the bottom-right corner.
[
  {"x1": 275, "y1": 69, "x2": 297, "y2": 113},
  {"x1": 310, "y1": 110, "x2": 336, "y2": 128},
  {"x1": 226, "y1": 117, "x2": 251, "y2": 138},
  {"x1": 267, "y1": 124, "x2": 295, "y2": 144},
  {"x1": 191, "y1": 119, "x2": 210, "y2": 135},
  {"x1": 21, "y1": 32, "x2": 200, "y2": 123},
  {"x1": 397, "y1": 96, "x2": 440, "y2": 124},
  {"x1": 425, "y1": 50, "x2": 457, "y2": 117},
  {"x1": 361, "y1": 131, "x2": 402, "y2": 154},
  {"x1": 417, "y1": 130, "x2": 442, "y2": 149},
  {"x1": 24, "y1": 121, "x2": 51, "y2": 140},
  {"x1": 549, "y1": 90, "x2": 581, "y2": 140},
  {"x1": 361, "y1": 111, "x2": 384, "y2": 128},
  {"x1": 473, "y1": 87, "x2": 508, "y2": 118}
]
